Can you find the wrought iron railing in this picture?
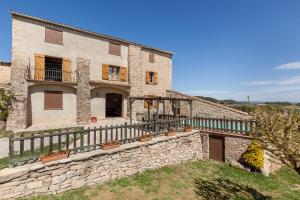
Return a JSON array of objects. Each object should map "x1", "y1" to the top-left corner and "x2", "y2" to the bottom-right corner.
[{"x1": 27, "y1": 68, "x2": 76, "y2": 83}]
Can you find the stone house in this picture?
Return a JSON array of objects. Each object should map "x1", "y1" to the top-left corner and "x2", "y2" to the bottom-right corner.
[{"x1": 5, "y1": 11, "x2": 248, "y2": 131}]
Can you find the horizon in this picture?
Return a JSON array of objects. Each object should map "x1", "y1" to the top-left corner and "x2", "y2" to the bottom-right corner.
[{"x1": 1, "y1": 0, "x2": 300, "y2": 102}]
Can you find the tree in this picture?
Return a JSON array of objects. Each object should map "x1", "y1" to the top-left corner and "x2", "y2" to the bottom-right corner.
[
  {"x1": 251, "y1": 106, "x2": 300, "y2": 175},
  {"x1": 0, "y1": 88, "x2": 15, "y2": 121}
]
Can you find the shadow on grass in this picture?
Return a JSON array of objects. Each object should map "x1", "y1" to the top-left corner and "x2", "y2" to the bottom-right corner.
[{"x1": 194, "y1": 178, "x2": 272, "y2": 200}]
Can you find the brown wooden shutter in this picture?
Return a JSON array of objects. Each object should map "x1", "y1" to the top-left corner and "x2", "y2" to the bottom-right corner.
[
  {"x1": 154, "y1": 72, "x2": 158, "y2": 84},
  {"x1": 45, "y1": 28, "x2": 63, "y2": 45},
  {"x1": 146, "y1": 72, "x2": 150, "y2": 84},
  {"x1": 102, "y1": 64, "x2": 110, "y2": 80},
  {"x1": 44, "y1": 91, "x2": 63, "y2": 110},
  {"x1": 62, "y1": 58, "x2": 71, "y2": 82},
  {"x1": 149, "y1": 53, "x2": 154, "y2": 63},
  {"x1": 109, "y1": 43, "x2": 121, "y2": 56},
  {"x1": 120, "y1": 67, "x2": 127, "y2": 82},
  {"x1": 34, "y1": 54, "x2": 45, "y2": 81}
]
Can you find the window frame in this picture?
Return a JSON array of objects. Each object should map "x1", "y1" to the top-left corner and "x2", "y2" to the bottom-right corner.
[
  {"x1": 108, "y1": 42, "x2": 121, "y2": 56},
  {"x1": 44, "y1": 90, "x2": 63, "y2": 110},
  {"x1": 149, "y1": 53, "x2": 155, "y2": 63},
  {"x1": 108, "y1": 65, "x2": 121, "y2": 81},
  {"x1": 45, "y1": 27, "x2": 63, "y2": 45}
]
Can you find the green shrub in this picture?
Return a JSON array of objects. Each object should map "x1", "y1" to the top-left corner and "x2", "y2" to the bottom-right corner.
[
  {"x1": 0, "y1": 89, "x2": 15, "y2": 121},
  {"x1": 242, "y1": 140, "x2": 264, "y2": 171}
]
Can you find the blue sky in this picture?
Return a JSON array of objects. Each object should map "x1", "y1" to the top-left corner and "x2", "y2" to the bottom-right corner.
[{"x1": 1, "y1": 0, "x2": 300, "y2": 102}]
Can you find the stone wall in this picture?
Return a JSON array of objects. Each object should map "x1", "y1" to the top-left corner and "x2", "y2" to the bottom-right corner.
[
  {"x1": 224, "y1": 136, "x2": 252, "y2": 163},
  {"x1": 0, "y1": 62, "x2": 11, "y2": 87},
  {"x1": 76, "y1": 58, "x2": 91, "y2": 124},
  {"x1": 6, "y1": 18, "x2": 29, "y2": 130},
  {"x1": 128, "y1": 45, "x2": 173, "y2": 120},
  {"x1": 0, "y1": 130, "x2": 204, "y2": 199},
  {"x1": 166, "y1": 90, "x2": 250, "y2": 120}
]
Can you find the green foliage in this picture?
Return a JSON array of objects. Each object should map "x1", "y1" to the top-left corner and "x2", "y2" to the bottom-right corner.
[
  {"x1": 242, "y1": 140, "x2": 264, "y2": 171},
  {"x1": 0, "y1": 88, "x2": 15, "y2": 121}
]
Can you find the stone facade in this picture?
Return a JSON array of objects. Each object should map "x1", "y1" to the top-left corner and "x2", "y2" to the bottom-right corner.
[
  {"x1": 0, "y1": 62, "x2": 11, "y2": 88},
  {"x1": 76, "y1": 58, "x2": 91, "y2": 124},
  {"x1": 166, "y1": 90, "x2": 250, "y2": 120},
  {"x1": 0, "y1": 130, "x2": 204, "y2": 199},
  {"x1": 224, "y1": 136, "x2": 251, "y2": 163},
  {"x1": 6, "y1": 18, "x2": 29, "y2": 130},
  {"x1": 6, "y1": 12, "x2": 173, "y2": 130}
]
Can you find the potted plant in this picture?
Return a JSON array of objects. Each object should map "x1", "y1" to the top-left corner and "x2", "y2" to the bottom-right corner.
[
  {"x1": 138, "y1": 134, "x2": 153, "y2": 142},
  {"x1": 184, "y1": 125, "x2": 192, "y2": 132},
  {"x1": 165, "y1": 128, "x2": 176, "y2": 136},
  {"x1": 40, "y1": 150, "x2": 70, "y2": 164},
  {"x1": 91, "y1": 116, "x2": 97, "y2": 123},
  {"x1": 101, "y1": 140, "x2": 120, "y2": 150}
]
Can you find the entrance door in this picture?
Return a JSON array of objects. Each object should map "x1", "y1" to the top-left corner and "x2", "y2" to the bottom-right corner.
[
  {"x1": 209, "y1": 135, "x2": 225, "y2": 162},
  {"x1": 105, "y1": 93, "x2": 122, "y2": 117}
]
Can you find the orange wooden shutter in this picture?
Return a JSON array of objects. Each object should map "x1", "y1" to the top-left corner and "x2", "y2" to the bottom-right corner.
[
  {"x1": 62, "y1": 58, "x2": 71, "y2": 82},
  {"x1": 144, "y1": 100, "x2": 148, "y2": 108},
  {"x1": 120, "y1": 67, "x2": 127, "y2": 82},
  {"x1": 102, "y1": 64, "x2": 110, "y2": 80},
  {"x1": 146, "y1": 72, "x2": 150, "y2": 84},
  {"x1": 154, "y1": 72, "x2": 158, "y2": 84},
  {"x1": 34, "y1": 54, "x2": 45, "y2": 81}
]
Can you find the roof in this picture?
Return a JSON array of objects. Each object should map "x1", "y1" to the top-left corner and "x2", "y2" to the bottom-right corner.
[
  {"x1": 0, "y1": 61, "x2": 11, "y2": 66},
  {"x1": 10, "y1": 10, "x2": 174, "y2": 56},
  {"x1": 166, "y1": 90, "x2": 250, "y2": 117}
]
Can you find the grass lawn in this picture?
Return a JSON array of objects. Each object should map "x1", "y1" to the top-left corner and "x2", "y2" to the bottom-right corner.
[{"x1": 22, "y1": 160, "x2": 300, "y2": 200}]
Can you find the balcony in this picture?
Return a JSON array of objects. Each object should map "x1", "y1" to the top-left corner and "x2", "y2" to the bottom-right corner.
[{"x1": 27, "y1": 67, "x2": 77, "y2": 84}]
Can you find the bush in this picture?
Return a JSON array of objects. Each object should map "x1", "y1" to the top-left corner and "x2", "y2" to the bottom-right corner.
[
  {"x1": 242, "y1": 140, "x2": 264, "y2": 171},
  {"x1": 0, "y1": 89, "x2": 15, "y2": 121}
]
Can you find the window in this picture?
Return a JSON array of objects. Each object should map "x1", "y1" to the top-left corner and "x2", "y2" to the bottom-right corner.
[
  {"x1": 149, "y1": 53, "x2": 155, "y2": 63},
  {"x1": 45, "y1": 57, "x2": 63, "y2": 81},
  {"x1": 109, "y1": 66, "x2": 120, "y2": 80},
  {"x1": 146, "y1": 71, "x2": 157, "y2": 84},
  {"x1": 109, "y1": 43, "x2": 121, "y2": 56},
  {"x1": 144, "y1": 95, "x2": 157, "y2": 109},
  {"x1": 45, "y1": 28, "x2": 63, "y2": 45},
  {"x1": 44, "y1": 91, "x2": 63, "y2": 110}
]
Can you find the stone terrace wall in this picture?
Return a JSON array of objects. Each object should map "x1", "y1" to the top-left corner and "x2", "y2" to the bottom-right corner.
[
  {"x1": 166, "y1": 90, "x2": 250, "y2": 120},
  {"x1": 224, "y1": 136, "x2": 251, "y2": 163},
  {"x1": 0, "y1": 131, "x2": 204, "y2": 199}
]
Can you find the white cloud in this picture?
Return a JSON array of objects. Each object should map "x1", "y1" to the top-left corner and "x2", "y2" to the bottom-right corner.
[
  {"x1": 278, "y1": 75, "x2": 300, "y2": 85},
  {"x1": 242, "y1": 75, "x2": 300, "y2": 86},
  {"x1": 241, "y1": 80, "x2": 275, "y2": 86},
  {"x1": 275, "y1": 62, "x2": 300, "y2": 70}
]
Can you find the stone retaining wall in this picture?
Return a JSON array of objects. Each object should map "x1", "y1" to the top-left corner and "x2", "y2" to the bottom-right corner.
[{"x1": 0, "y1": 130, "x2": 204, "y2": 199}]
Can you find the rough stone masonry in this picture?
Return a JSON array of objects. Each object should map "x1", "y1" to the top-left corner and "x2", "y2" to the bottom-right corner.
[{"x1": 0, "y1": 130, "x2": 206, "y2": 199}]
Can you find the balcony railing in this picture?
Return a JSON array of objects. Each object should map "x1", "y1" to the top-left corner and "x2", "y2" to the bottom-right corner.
[{"x1": 27, "y1": 68, "x2": 77, "y2": 83}]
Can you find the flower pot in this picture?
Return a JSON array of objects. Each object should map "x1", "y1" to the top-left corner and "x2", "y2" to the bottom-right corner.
[
  {"x1": 101, "y1": 143, "x2": 120, "y2": 150},
  {"x1": 184, "y1": 126, "x2": 192, "y2": 132},
  {"x1": 91, "y1": 117, "x2": 97, "y2": 123},
  {"x1": 165, "y1": 130, "x2": 176, "y2": 136},
  {"x1": 138, "y1": 135, "x2": 152, "y2": 142},
  {"x1": 40, "y1": 150, "x2": 70, "y2": 164}
]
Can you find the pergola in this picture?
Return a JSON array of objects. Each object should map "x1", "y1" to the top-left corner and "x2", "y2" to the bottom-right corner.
[{"x1": 128, "y1": 96, "x2": 193, "y2": 124}]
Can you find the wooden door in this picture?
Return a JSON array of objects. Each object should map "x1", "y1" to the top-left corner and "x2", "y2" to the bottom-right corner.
[{"x1": 209, "y1": 135, "x2": 225, "y2": 162}]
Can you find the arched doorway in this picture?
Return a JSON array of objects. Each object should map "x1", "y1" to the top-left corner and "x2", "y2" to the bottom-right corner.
[{"x1": 106, "y1": 93, "x2": 122, "y2": 117}]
